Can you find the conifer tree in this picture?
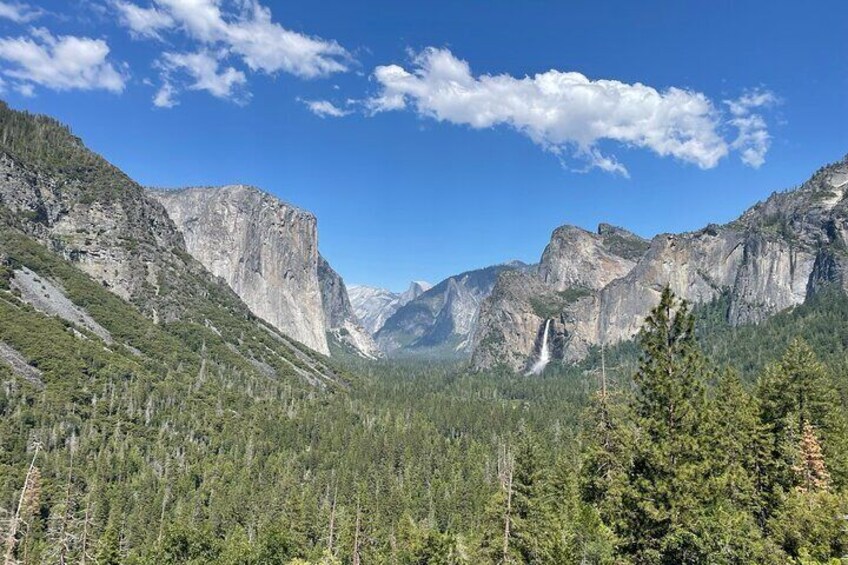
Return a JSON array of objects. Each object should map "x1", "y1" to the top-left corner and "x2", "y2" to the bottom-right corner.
[
  {"x1": 794, "y1": 420, "x2": 831, "y2": 493},
  {"x1": 617, "y1": 287, "x2": 710, "y2": 563},
  {"x1": 757, "y1": 339, "x2": 848, "y2": 500}
]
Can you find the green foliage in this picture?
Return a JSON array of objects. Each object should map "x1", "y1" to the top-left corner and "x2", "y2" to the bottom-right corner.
[
  {"x1": 600, "y1": 231, "x2": 651, "y2": 261},
  {"x1": 529, "y1": 287, "x2": 591, "y2": 319},
  {"x1": 0, "y1": 100, "x2": 135, "y2": 204},
  {"x1": 2, "y1": 230, "x2": 848, "y2": 564}
]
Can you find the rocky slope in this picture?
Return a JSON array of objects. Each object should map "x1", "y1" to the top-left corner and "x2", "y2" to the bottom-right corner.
[
  {"x1": 0, "y1": 101, "x2": 346, "y2": 388},
  {"x1": 472, "y1": 156, "x2": 848, "y2": 371},
  {"x1": 317, "y1": 255, "x2": 382, "y2": 359},
  {"x1": 376, "y1": 263, "x2": 526, "y2": 357},
  {"x1": 0, "y1": 104, "x2": 183, "y2": 318},
  {"x1": 348, "y1": 281, "x2": 431, "y2": 335}
]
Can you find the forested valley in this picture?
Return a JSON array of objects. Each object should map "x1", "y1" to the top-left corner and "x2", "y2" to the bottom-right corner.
[
  {"x1": 3, "y1": 250, "x2": 848, "y2": 564},
  {"x1": 1, "y1": 100, "x2": 848, "y2": 565}
]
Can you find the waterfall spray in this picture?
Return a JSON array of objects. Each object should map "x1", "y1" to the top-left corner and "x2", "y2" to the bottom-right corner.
[{"x1": 526, "y1": 319, "x2": 552, "y2": 375}]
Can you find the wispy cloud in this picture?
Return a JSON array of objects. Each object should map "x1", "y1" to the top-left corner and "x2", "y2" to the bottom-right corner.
[
  {"x1": 114, "y1": 1, "x2": 173, "y2": 39},
  {"x1": 367, "y1": 47, "x2": 777, "y2": 174},
  {"x1": 113, "y1": 0, "x2": 351, "y2": 107},
  {"x1": 725, "y1": 89, "x2": 778, "y2": 168},
  {"x1": 0, "y1": 2, "x2": 43, "y2": 23},
  {"x1": 158, "y1": 50, "x2": 248, "y2": 103},
  {"x1": 303, "y1": 99, "x2": 351, "y2": 118},
  {"x1": 0, "y1": 27, "x2": 126, "y2": 93}
]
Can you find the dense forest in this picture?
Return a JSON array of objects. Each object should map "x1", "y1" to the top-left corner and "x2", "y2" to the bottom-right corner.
[{"x1": 3, "y1": 218, "x2": 848, "y2": 565}]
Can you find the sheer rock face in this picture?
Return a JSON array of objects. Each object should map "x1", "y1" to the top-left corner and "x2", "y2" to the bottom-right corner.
[
  {"x1": 472, "y1": 226, "x2": 647, "y2": 371},
  {"x1": 470, "y1": 270, "x2": 552, "y2": 371},
  {"x1": 472, "y1": 157, "x2": 848, "y2": 371},
  {"x1": 317, "y1": 256, "x2": 382, "y2": 359},
  {"x1": 151, "y1": 185, "x2": 330, "y2": 355},
  {"x1": 538, "y1": 224, "x2": 647, "y2": 291}
]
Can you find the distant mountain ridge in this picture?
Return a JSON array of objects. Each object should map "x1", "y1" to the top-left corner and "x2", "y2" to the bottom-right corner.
[
  {"x1": 348, "y1": 281, "x2": 431, "y2": 335},
  {"x1": 375, "y1": 262, "x2": 530, "y2": 357},
  {"x1": 472, "y1": 155, "x2": 848, "y2": 372}
]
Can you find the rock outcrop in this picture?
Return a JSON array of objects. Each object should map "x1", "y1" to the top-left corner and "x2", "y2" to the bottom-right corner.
[
  {"x1": 317, "y1": 255, "x2": 381, "y2": 359},
  {"x1": 0, "y1": 140, "x2": 182, "y2": 315},
  {"x1": 152, "y1": 185, "x2": 380, "y2": 359},
  {"x1": 472, "y1": 156, "x2": 848, "y2": 371},
  {"x1": 472, "y1": 226, "x2": 647, "y2": 371},
  {"x1": 538, "y1": 224, "x2": 648, "y2": 291}
]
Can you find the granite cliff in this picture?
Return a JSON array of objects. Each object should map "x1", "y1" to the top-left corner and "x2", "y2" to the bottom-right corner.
[
  {"x1": 151, "y1": 185, "x2": 330, "y2": 354},
  {"x1": 472, "y1": 157, "x2": 848, "y2": 371}
]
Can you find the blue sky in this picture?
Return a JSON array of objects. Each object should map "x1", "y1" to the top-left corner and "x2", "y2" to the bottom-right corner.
[{"x1": 0, "y1": 0, "x2": 846, "y2": 291}]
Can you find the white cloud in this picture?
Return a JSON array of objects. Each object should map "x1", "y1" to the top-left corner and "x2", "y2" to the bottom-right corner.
[
  {"x1": 725, "y1": 89, "x2": 778, "y2": 168},
  {"x1": 115, "y1": 0, "x2": 351, "y2": 106},
  {"x1": 0, "y1": 28, "x2": 126, "y2": 93},
  {"x1": 159, "y1": 50, "x2": 247, "y2": 102},
  {"x1": 303, "y1": 99, "x2": 350, "y2": 118},
  {"x1": 113, "y1": 1, "x2": 173, "y2": 39},
  {"x1": 153, "y1": 80, "x2": 177, "y2": 107},
  {"x1": 0, "y1": 2, "x2": 42, "y2": 23},
  {"x1": 369, "y1": 48, "x2": 775, "y2": 173}
]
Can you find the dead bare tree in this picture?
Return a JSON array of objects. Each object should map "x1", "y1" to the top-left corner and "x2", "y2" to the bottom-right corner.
[
  {"x1": 499, "y1": 445, "x2": 515, "y2": 565},
  {"x1": 4, "y1": 441, "x2": 41, "y2": 565}
]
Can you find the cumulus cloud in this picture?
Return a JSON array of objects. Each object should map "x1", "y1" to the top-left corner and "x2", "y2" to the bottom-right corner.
[
  {"x1": 114, "y1": 0, "x2": 351, "y2": 106},
  {"x1": 0, "y1": 28, "x2": 126, "y2": 93},
  {"x1": 368, "y1": 48, "x2": 776, "y2": 174},
  {"x1": 303, "y1": 99, "x2": 350, "y2": 118},
  {"x1": 725, "y1": 89, "x2": 778, "y2": 168},
  {"x1": 158, "y1": 50, "x2": 247, "y2": 104},
  {"x1": 0, "y1": 2, "x2": 42, "y2": 23}
]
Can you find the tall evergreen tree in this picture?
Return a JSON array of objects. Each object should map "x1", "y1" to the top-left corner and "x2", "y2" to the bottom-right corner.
[
  {"x1": 617, "y1": 287, "x2": 711, "y2": 564},
  {"x1": 757, "y1": 339, "x2": 848, "y2": 499}
]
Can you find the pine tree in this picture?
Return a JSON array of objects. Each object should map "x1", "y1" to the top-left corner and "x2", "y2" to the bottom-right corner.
[
  {"x1": 757, "y1": 339, "x2": 848, "y2": 501},
  {"x1": 579, "y1": 387, "x2": 632, "y2": 529},
  {"x1": 706, "y1": 370, "x2": 761, "y2": 512},
  {"x1": 616, "y1": 287, "x2": 711, "y2": 564},
  {"x1": 95, "y1": 522, "x2": 122, "y2": 565}
]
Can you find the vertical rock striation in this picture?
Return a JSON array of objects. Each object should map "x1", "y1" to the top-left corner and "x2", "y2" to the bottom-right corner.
[{"x1": 151, "y1": 185, "x2": 331, "y2": 354}]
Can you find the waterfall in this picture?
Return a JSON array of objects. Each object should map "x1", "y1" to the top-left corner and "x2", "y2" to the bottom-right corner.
[{"x1": 526, "y1": 319, "x2": 552, "y2": 375}]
